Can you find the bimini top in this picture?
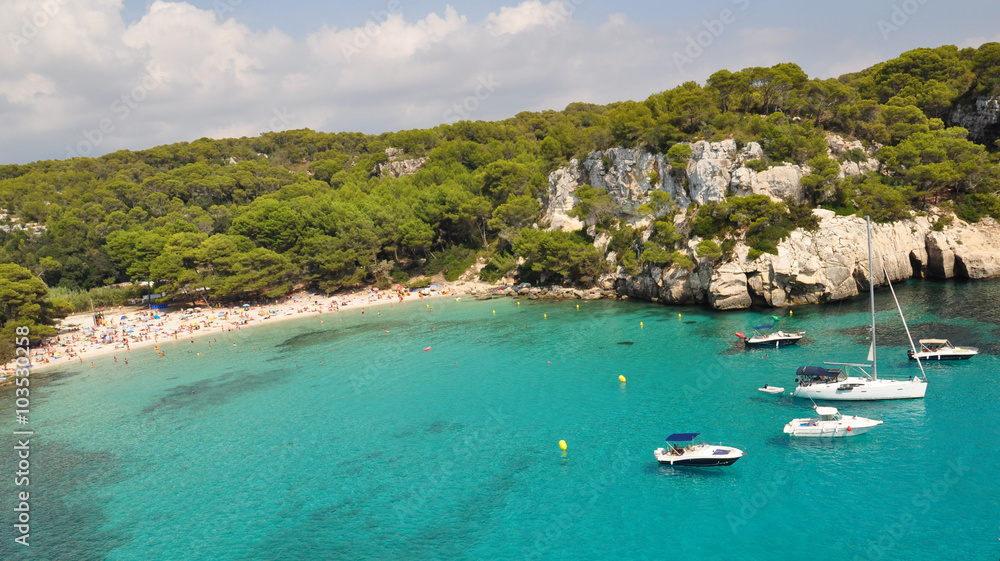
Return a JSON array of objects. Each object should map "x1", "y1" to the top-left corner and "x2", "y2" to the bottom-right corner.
[
  {"x1": 815, "y1": 406, "x2": 839, "y2": 416},
  {"x1": 665, "y1": 433, "x2": 699, "y2": 442},
  {"x1": 918, "y1": 339, "x2": 950, "y2": 345},
  {"x1": 796, "y1": 365, "x2": 839, "y2": 378}
]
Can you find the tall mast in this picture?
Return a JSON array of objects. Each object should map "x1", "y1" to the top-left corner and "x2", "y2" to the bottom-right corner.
[{"x1": 867, "y1": 216, "x2": 877, "y2": 380}]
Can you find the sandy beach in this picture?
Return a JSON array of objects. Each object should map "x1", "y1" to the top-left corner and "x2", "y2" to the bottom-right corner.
[{"x1": 2, "y1": 278, "x2": 496, "y2": 384}]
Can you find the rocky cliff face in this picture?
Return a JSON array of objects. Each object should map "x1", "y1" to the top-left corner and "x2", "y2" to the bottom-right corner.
[
  {"x1": 543, "y1": 135, "x2": 878, "y2": 230},
  {"x1": 614, "y1": 212, "x2": 1000, "y2": 310},
  {"x1": 540, "y1": 135, "x2": 1000, "y2": 309},
  {"x1": 949, "y1": 97, "x2": 1000, "y2": 147}
]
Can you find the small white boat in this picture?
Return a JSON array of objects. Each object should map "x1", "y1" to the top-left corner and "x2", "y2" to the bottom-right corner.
[
  {"x1": 758, "y1": 385, "x2": 784, "y2": 394},
  {"x1": 783, "y1": 406, "x2": 882, "y2": 438},
  {"x1": 654, "y1": 433, "x2": 744, "y2": 466},
  {"x1": 907, "y1": 339, "x2": 978, "y2": 361}
]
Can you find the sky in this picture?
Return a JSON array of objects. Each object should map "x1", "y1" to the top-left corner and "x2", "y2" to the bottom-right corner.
[{"x1": 1, "y1": 0, "x2": 999, "y2": 164}]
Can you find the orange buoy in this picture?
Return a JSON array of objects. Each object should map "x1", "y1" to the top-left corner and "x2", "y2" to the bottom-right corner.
[{"x1": 423, "y1": 346, "x2": 432, "y2": 351}]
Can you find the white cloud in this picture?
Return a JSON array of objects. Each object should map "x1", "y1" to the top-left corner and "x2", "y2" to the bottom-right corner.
[
  {"x1": 484, "y1": 0, "x2": 573, "y2": 36},
  {"x1": 959, "y1": 34, "x2": 1000, "y2": 48},
  {"x1": 16, "y1": 0, "x2": 973, "y2": 163}
]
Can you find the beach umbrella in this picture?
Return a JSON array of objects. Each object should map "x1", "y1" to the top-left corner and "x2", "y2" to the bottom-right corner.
[
  {"x1": 120, "y1": 315, "x2": 127, "y2": 320},
  {"x1": 243, "y1": 303, "x2": 251, "y2": 307}
]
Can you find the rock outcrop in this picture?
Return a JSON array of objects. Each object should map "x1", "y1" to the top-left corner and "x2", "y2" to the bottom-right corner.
[
  {"x1": 510, "y1": 212, "x2": 1000, "y2": 310},
  {"x1": 615, "y1": 212, "x2": 1000, "y2": 310},
  {"x1": 542, "y1": 134, "x2": 878, "y2": 231},
  {"x1": 925, "y1": 217, "x2": 1000, "y2": 279},
  {"x1": 374, "y1": 147, "x2": 426, "y2": 178},
  {"x1": 949, "y1": 97, "x2": 1000, "y2": 146}
]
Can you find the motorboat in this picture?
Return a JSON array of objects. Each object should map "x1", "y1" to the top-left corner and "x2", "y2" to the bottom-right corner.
[
  {"x1": 791, "y1": 217, "x2": 928, "y2": 401},
  {"x1": 907, "y1": 339, "x2": 978, "y2": 361},
  {"x1": 653, "y1": 433, "x2": 744, "y2": 466},
  {"x1": 758, "y1": 385, "x2": 784, "y2": 394},
  {"x1": 736, "y1": 326, "x2": 804, "y2": 348},
  {"x1": 783, "y1": 406, "x2": 882, "y2": 437}
]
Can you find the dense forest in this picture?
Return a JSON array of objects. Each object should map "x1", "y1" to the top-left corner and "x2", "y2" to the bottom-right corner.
[{"x1": 2, "y1": 44, "x2": 1000, "y2": 351}]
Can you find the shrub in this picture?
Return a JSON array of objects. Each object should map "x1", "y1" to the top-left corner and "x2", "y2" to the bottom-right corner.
[
  {"x1": 955, "y1": 193, "x2": 1000, "y2": 223},
  {"x1": 744, "y1": 159, "x2": 770, "y2": 173},
  {"x1": 425, "y1": 245, "x2": 477, "y2": 282},
  {"x1": 479, "y1": 252, "x2": 517, "y2": 284},
  {"x1": 408, "y1": 276, "x2": 432, "y2": 289},
  {"x1": 666, "y1": 143, "x2": 692, "y2": 165},
  {"x1": 390, "y1": 268, "x2": 410, "y2": 284},
  {"x1": 843, "y1": 147, "x2": 867, "y2": 163},
  {"x1": 931, "y1": 215, "x2": 953, "y2": 231},
  {"x1": 696, "y1": 239, "x2": 723, "y2": 259}
]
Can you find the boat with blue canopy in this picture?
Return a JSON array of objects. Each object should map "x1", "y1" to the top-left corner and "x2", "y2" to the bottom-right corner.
[
  {"x1": 653, "y1": 433, "x2": 745, "y2": 466},
  {"x1": 736, "y1": 316, "x2": 804, "y2": 348}
]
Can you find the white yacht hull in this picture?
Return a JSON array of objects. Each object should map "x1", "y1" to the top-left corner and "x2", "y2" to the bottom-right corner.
[
  {"x1": 792, "y1": 377, "x2": 927, "y2": 401},
  {"x1": 908, "y1": 349, "x2": 978, "y2": 361},
  {"x1": 783, "y1": 418, "x2": 882, "y2": 437}
]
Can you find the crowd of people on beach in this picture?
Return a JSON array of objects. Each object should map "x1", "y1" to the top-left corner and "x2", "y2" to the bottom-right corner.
[{"x1": 1, "y1": 284, "x2": 457, "y2": 384}]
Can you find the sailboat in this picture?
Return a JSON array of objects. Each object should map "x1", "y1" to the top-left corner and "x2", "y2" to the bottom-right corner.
[{"x1": 791, "y1": 216, "x2": 927, "y2": 401}]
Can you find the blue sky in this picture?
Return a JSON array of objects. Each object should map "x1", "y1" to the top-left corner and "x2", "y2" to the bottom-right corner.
[{"x1": 2, "y1": 0, "x2": 999, "y2": 164}]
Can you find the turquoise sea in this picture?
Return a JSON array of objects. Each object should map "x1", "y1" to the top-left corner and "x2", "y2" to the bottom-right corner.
[{"x1": 2, "y1": 279, "x2": 1000, "y2": 560}]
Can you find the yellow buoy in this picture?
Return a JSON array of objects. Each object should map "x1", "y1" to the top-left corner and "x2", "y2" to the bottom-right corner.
[
  {"x1": 678, "y1": 313, "x2": 682, "y2": 318},
  {"x1": 640, "y1": 321, "x2": 643, "y2": 327},
  {"x1": 619, "y1": 375, "x2": 626, "y2": 383},
  {"x1": 493, "y1": 310, "x2": 496, "y2": 315},
  {"x1": 559, "y1": 440, "x2": 567, "y2": 451},
  {"x1": 517, "y1": 301, "x2": 520, "y2": 306},
  {"x1": 576, "y1": 304, "x2": 579, "y2": 309},
  {"x1": 544, "y1": 313, "x2": 548, "y2": 319},
  {"x1": 789, "y1": 310, "x2": 793, "y2": 315}
]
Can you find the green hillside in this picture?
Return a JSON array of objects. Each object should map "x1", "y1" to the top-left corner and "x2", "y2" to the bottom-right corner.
[{"x1": 2, "y1": 44, "x2": 1000, "y2": 341}]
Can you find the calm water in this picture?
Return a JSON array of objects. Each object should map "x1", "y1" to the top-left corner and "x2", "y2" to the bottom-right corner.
[{"x1": 2, "y1": 280, "x2": 999, "y2": 560}]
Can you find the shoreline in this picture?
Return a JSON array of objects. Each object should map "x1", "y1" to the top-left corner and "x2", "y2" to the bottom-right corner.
[{"x1": 2, "y1": 279, "x2": 504, "y2": 383}]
